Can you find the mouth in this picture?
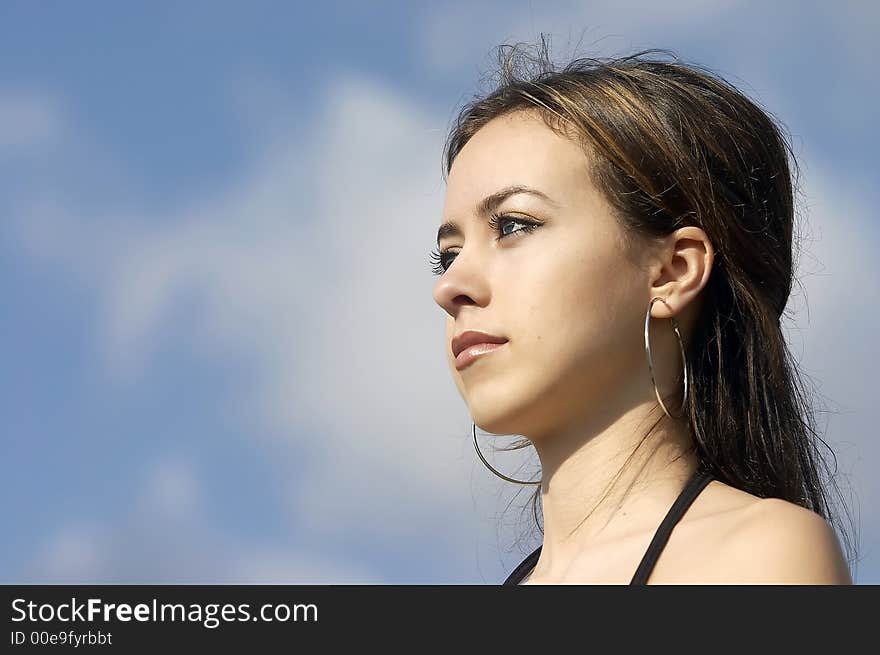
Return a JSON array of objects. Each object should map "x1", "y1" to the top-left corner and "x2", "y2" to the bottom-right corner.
[
  {"x1": 454, "y1": 341, "x2": 507, "y2": 370},
  {"x1": 451, "y1": 330, "x2": 509, "y2": 371}
]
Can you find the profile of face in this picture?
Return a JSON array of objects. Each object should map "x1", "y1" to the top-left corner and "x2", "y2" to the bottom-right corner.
[{"x1": 433, "y1": 110, "x2": 681, "y2": 442}]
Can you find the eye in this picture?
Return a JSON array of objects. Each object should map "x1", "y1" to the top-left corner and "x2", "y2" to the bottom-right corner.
[{"x1": 428, "y1": 214, "x2": 540, "y2": 276}]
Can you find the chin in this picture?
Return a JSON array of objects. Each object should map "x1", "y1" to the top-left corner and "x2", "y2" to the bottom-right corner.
[{"x1": 468, "y1": 399, "x2": 534, "y2": 437}]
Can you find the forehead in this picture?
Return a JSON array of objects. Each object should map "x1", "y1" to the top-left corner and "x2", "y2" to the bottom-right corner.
[{"x1": 444, "y1": 111, "x2": 593, "y2": 211}]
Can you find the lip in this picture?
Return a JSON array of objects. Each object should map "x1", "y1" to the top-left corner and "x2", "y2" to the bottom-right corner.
[
  {"x1": 454, "y1": 342, "x2": 507, "y2": 370},
  {"x1": 452, "y1": 330, "x2": 508, "y2": 371}
]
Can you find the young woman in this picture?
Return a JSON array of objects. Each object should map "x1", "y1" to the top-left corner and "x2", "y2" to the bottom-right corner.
[{"x1": 430, "y1": 42, "x2": 856, "y2": 584}]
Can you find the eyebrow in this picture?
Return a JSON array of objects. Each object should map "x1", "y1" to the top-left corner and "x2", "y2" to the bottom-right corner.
[{"x1": 436, "y1": 185, "x2": 559, "y2": 246}]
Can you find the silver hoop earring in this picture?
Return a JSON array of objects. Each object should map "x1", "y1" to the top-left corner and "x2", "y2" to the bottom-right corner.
[
  {"x1": 472, "y1": 423, "x2": 542, "y2": 486},
  {"x1": 645, "y1": 296, "x2": 689, "y2": 419}
]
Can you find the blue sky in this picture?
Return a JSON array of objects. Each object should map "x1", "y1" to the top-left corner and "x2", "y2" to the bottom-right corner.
[{"x1": 2, "y1": 0, "x2": 877, "y2": 583}]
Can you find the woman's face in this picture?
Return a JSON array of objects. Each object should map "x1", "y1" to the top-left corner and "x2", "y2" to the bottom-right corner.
[{"x1": 433, "y1": 110, "x2": 657, "y2": 441}]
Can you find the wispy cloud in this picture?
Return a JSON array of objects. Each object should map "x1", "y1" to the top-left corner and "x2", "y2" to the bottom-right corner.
[
  {"x1": 21, "y1": 454, "x2": 385, "y2": 583},
  {"x1": 0, "y1": 90, "x2": 61, "y2": 150},
  {"x1": 10, "y1": 70, "x2": 507, "y2": 582}
]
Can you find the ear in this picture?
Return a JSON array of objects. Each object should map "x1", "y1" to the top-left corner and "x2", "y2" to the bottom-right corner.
[{"x1": 647, "y1": 226, "x2": 715, "y2": 319}]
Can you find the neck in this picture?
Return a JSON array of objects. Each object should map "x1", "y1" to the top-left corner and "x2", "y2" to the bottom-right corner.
[{"x1": 529, "y1": 398, "x2": 699, "y2": 578}]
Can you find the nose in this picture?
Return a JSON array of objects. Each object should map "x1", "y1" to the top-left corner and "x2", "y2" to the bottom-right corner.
[{"x1": 432, "y1": 247, "x2": 491, "y2": 317}]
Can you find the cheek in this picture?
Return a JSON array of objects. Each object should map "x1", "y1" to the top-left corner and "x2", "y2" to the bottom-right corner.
[
  {"x1": 511, "y1": 245, "x2": 642, "y2": 374},
  {"x1": 525, "y1": 246, "x2": 625, "y2": 331}
]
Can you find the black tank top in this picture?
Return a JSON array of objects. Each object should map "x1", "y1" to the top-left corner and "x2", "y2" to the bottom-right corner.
[{"x1": 503, "y1": 466, "x2": 715, "y2": 585}]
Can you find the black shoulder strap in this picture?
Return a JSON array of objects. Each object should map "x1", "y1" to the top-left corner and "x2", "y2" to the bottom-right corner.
[
  {"x1": 502, "y1": 467, "x2": 714, "y2": 586},
  {"x1": 502, "y1": 545, "x2": 542, "y2": 585},
  {"x1": 629, "y1": 467, "x2": 714, "y2": 585}
]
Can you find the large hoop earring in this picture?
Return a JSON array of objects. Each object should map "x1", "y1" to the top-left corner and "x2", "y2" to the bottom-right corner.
[
  {"x1": 472, "y1": 423, "x2": 542, "y2": 486},
  {"x1": 645, "y1": 296, "x2": 689, "y2": 419}
]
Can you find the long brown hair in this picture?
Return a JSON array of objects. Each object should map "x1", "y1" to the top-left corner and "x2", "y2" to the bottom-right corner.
[{"x1": 441, "y1": 37, "x2": 858, "y2": 571}]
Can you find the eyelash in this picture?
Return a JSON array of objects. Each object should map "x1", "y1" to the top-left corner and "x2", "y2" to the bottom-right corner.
[{"x1": 428, "y1": 214, "x2": 540, "y2": 276}]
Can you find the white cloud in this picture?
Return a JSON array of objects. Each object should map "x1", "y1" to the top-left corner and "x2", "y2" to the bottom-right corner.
[
  {"x1": 229, "y1": 547, "x2": 384, "y2": 584},
  {"x1": 19, "y1": 455, "x2": 386, "y2": 583},
  {"x1": 781, "y1": 153, "x2": 879, "y2": 581},
  {"x1": 0, "y1": 90, "x2": 62, "y2": 150},
  {"x1": 419, "y1": 0, "x2": 741, "y2": 75},
  {"x1": 28, "y1": 523, "x2": 114, "y2": 583},
  {"x1": 137, "y1": 454, "x2": 204, "y2": 521},
  {"x1": 10, "y1": 70, "x2": 514, "y2": 581}
]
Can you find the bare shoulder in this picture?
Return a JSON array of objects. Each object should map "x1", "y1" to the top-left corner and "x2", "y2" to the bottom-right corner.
[{"x1": 719, "y1": 496, "x2": 853, "y2": 584}]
